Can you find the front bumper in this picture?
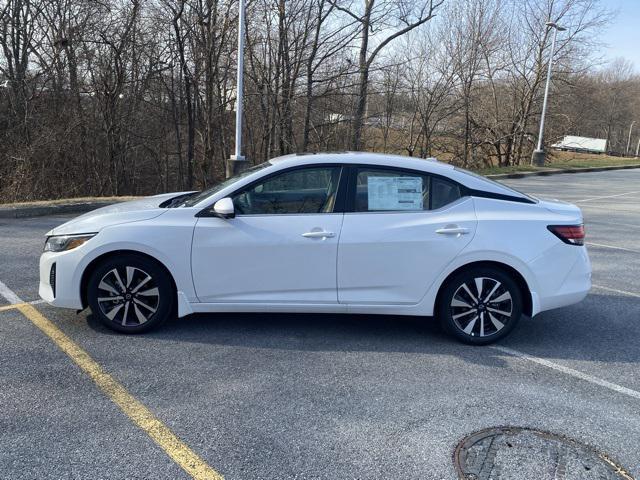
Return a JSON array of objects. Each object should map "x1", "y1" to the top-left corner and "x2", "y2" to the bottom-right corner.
[{"x1": 39, "y1": 250, "x2": 84, "y2": 309}]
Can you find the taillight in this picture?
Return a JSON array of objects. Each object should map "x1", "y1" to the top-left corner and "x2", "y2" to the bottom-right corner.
[{"x1": 547, "y1": 224, "x2": 585, "y2": 246}]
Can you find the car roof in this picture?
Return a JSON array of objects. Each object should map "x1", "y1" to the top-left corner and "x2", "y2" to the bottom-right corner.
[{"x1": 269, "y1": 152, "x2": 452, "y2": 173}]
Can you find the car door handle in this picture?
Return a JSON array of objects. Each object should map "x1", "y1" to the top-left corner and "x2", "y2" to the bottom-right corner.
[
  {"x1": 436, "y1": 226, "x2": 470, "y2": 235},
  {"x1": 302, "y1": 230, "x2": 335, "y2": 239}
]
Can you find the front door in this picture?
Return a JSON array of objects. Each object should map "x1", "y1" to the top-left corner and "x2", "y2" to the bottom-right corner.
[
  {"x1": 337, "y1": 166, "x2": 477, "y2": 305},
  {"x1": 192, "y1": 165, "x2": 344, "y2": 303}
]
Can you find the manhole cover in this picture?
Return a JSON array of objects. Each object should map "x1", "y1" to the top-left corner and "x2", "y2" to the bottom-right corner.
[{"x1": 454, "y1": 427, "x2": 633, "y2": 480}]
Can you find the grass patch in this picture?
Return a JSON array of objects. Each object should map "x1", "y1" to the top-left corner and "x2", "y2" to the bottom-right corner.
[{"x1": 477, "y1": 153, "x2": 640, "y2": 176}]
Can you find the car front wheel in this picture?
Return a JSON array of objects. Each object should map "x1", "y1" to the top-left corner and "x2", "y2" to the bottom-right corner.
[
  {"x1": 87, "y1": 254, "x2": 175, "y2": 333},
  {"x1": 438, "y1": 266, "x2": 523, "y2": 345}
]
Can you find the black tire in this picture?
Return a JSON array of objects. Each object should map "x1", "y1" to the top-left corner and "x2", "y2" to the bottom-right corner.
[
  {"x1": 437, "y1": 266, "x2": 522, "y2": 345},
  {"x1": 87, "y1": 254, "x2": 175, "y2": 333}
]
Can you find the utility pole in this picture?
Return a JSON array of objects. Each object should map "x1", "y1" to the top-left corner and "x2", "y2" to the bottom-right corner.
[
  {"x1": 531, "y1": 21, "x2": 566, "y2": 167},
  {"x1": 626, "y1": 121, "x2": 635, "y2": 157},
  {"x1": 226, "y1": 0, "x2": 248, "y2": 178}
]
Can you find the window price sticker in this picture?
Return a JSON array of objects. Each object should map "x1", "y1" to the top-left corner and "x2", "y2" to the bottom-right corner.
[{"x1": 367, "y1": 176, "x2": 423, "y2": 210}]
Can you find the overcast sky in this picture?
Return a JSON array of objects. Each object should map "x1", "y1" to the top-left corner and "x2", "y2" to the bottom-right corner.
[{"x1": 601, "y1": 0, "x2": 640, "y2": 71}]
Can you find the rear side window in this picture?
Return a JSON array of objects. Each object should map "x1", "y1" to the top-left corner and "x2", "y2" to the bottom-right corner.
[
  {"x1": 352, "y1": 167, "x2": 462, "y2": 212},
  {"x1": 354, "y1": 168, "x2": 430, "y2": 212},
  {"x1": 454, "y1": 166, "x2": 536, "y2": 202},
  {"x1": 431, "y1": 177, "x2": 461, "y2": 210}
]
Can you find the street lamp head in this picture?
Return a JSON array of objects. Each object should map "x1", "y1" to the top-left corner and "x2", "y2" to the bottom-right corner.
[{"x1": 546, "y1": 21, "x2": 567, "y2": 31}]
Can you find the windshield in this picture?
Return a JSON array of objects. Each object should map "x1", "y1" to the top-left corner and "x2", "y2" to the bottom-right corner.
[{"x1": 179, "y1": 162, "x2": 272, "y2": 207}]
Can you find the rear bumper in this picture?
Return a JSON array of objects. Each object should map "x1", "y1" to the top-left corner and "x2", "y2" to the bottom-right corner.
[{"x1": 531, "y1": 245, "x2": 591, "y2": 314}]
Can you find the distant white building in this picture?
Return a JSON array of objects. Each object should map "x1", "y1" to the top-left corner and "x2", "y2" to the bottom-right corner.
[
  {"x1": 326, "y1": 113, "x2": 350, "y2": 124},
  {"x1": 552, "y1": 136, "x2": 607, "y2": 154}
]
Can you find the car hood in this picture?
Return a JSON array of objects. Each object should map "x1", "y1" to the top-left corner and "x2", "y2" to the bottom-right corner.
[{"x1": 48, "y1": 192, "x2": 192, "y2": 236}]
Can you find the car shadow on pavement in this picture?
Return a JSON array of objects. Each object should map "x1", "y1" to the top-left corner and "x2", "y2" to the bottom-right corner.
[
  {"x1": 83, "y1": 292, "x2": 639, "y2": 367},
  {"x1": 85, "y1": 306, "x2": 519, "y2": 368}
]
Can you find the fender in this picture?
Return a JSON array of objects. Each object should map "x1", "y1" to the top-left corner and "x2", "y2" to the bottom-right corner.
[
  {"x1": 73, "y1": 234, "x2": 198, "y2": 306},
  {"x1": 416, "y1": 250, "x2": 541, "y2": 317}
]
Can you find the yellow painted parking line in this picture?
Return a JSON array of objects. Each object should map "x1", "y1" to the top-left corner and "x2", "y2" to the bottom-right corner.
[
  {"x1": 0, "y1": 300, "x2": 47, "y2": 312},
  {"x1": 15, "y1": 303, "x2": 223, "y2": 480},
  {"x1": 0, "y1": 303, "x2": 25, "y2": 312}
]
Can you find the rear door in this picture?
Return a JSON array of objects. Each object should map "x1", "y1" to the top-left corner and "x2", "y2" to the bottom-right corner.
[{"x1": 337, "y1": 166, "x2": 477, "y2": 305}]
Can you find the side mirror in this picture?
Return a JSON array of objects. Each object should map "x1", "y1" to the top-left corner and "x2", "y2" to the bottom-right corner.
[{"x1": 213, "y1": 197, "x2": 235, "y2": 219}]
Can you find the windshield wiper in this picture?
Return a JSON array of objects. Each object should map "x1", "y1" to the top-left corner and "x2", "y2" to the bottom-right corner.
[{"x1": 159, "y1": 192, "x2": 200, "y2": 208}]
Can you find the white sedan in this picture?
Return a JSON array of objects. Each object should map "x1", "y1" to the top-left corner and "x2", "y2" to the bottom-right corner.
[{"x1": 39, "y1": 153, "x2": 591, "y2": 344}]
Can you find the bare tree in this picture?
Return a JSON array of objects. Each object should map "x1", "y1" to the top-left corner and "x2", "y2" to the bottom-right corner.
[
  {"x1": 330, "y1": 0, "x2": 443, "y2": 149},
  {"x1": 401, "y1": 31, "x2": 457, "y2": 158},
  {"x1": 0, "y1": 0, "x2": 629, "y2": 204}
]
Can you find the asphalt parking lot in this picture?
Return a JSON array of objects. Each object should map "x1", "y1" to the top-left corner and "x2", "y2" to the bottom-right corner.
[{"x1": 1, "y1": 169, "x2": 639, "y2": 479}]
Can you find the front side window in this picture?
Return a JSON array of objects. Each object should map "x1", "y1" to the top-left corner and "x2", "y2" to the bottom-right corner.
[
  {"x1": 354, "y1": 168, "x2": 430, "y2": 212},
  {"x1": 232, "y1": 166, "x2": 342, "y2": 215}
]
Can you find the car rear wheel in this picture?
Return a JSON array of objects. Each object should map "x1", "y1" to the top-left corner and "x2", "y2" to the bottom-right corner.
[
  {"x1": 438, "y1": 266, "x2": 522, "y2": 345},
  {"x1": 87, "y1": 254, "x2": 174, "y2": 333}
]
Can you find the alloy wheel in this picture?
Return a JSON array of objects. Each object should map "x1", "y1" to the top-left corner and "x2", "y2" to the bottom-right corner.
[
  {"x1": 96, "y1": 266, "x2": 160, "y2": 326},
  {"x1": 450, "y1": 276, "x2": 513, "y2": 338}
]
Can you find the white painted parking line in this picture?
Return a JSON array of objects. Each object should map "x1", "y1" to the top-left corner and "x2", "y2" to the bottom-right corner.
[
  {"x1": 0, "y1": 280, "x2": 46, "y2": 309},
  {"x1": 588, "y1": 220, "x2": 640, "y2": 230},
  {"x1": 587, "y1": 242, "x2": 640, "y2": 254},
  {"x1": 592, "y1": 284, "x2": 640, "y2": 299},
  {"x1": 491, "y1": 345, "x2": 640, "y2": 401},
  {"x1": 0, "y1": 279, "x2": 23, "y2": 304},
  {"x1": 579, "y1": 204, "x2": 640, "y2": 213},
  {"x1": 576, "y1": 191, "x2": 640, "y2": 203}
]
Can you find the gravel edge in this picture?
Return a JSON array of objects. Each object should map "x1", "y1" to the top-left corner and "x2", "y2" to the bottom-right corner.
[{"x1": 0, "y1": 200, "x2": 128, "y2": 219}]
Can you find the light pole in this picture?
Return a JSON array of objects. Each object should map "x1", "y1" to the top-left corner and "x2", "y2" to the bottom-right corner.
[
  {"x1": 226, "y1": 0, "x2": 248, "y2": 178},
  {"x1": 626, "y1": 121, "x2": 635, "y2": 156},
  {"x1": 531, "y1": 21, "x2": 566, "y2": 167}
]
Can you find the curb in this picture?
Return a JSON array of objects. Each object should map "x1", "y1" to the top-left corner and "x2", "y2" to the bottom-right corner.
[
  {"x1": 486, "y1": 163, "x2": 640, "y2": 179},
  {"x1": 0, "y1": 200, "x2": 127, "y2": 219},
  {"x1": 1, "y1": 164, "x2": 639, "y2": 219}
]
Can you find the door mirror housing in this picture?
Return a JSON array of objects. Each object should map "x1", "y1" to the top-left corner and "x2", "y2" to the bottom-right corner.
[{"x1": 212, "y1": 197, "x2": 235, "y2": 218}]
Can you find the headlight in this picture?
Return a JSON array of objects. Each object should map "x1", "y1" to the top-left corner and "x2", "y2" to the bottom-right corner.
[{"x1": 44, "y1": 234, "x2": 96, "y2": 252}]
